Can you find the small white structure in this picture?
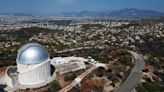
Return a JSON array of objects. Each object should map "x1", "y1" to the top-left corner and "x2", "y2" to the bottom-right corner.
[
  {"x1": 51, "y1": 56, "x2": 86, "y2": 74},
  {"x1": 16, "y1": 43, "x2": 51, "y2": 85},
  {"x1": 88, "y1": 56, "x2": 97, "y2": 64},
  {"x1": 51, "y1": 56, "x2": 87, "y2": 66},
  {"x1": 51, "y1": 57, "x2": 69, "y2": 65}
]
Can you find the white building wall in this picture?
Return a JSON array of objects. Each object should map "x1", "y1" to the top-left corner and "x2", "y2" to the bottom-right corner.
[
  {"x1": 5, "y1": 74, "x2": 14, "y2": 88},
  {"x1": 76, "y1": 61, "x2": 86, "y2": 70},
  {"x1": 17, "y1": 61, "x2": 51, "y2": 85},
  {"x1": 51, "y1": 57, "x2": 68, "y2": 65}
]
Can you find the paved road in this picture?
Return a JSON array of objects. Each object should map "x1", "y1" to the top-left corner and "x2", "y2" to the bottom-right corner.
[
  {"x1": 56, "y1": 46, "x2": 108, "y2": 54},
  {"x1": 115, "y1": 51, "x2": 145, "y2": 92},
  {"x1": 59, "y1": 66, "x2": 97, "y2": 92}
]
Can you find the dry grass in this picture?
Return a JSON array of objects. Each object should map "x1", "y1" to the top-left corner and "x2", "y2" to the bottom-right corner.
[{"x1": 0, "y1": 67, "x2": 7, "y2": 76}]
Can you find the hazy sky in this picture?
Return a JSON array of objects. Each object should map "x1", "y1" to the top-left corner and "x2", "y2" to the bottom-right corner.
[{"x1": 0, "y1": 0, "x2": 164, "y2": 15}]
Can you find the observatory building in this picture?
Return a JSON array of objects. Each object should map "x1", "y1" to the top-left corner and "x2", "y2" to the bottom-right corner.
[
  {"x1": 4, "y1": 43, "x2": 55, "y2": 89},
  {"x1": 0, "y1": 43, "x2": 88, "y2": 91},
  {"x1": 16, "y1": 43, "x2": 51, "y2": 85}
]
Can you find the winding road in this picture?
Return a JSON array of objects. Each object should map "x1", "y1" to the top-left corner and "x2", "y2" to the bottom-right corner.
[{"x1": 114, "y1": 51, "x2": 145, "y2": 92}]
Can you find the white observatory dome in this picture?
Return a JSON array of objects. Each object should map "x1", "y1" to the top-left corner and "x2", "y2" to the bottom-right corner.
[
  {"x1": 17, "y1": 43, "x2": 51, "y2": 86},
  {"x1": 17, "y1": 43, "x2": 49, "y2": 64}
]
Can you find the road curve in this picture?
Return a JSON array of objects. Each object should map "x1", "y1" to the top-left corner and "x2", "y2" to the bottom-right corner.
[{"x1": 114, "y1": 51, "x2": 145, "y2": 92}]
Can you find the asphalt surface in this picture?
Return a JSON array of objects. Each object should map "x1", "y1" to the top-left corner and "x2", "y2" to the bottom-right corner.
[
  {"x1": 59, "y1": 66, "x2": 97, "y2": 92},
  {"x1": 115, "y1": 51, "x2": 145, "y2": 92}
]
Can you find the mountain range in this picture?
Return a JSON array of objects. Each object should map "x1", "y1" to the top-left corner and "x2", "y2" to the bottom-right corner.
[
  {"x1": 60, "y1": 9, "x2": 164, "y2": 19},
  {"x1": 1, "y1": 9, "x2": 164, "y2": 19}
]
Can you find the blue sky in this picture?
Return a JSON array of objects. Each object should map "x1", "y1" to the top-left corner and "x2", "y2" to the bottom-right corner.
[{"x1": 0, "y1": 0, "x2": 164, "y2": 15}]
